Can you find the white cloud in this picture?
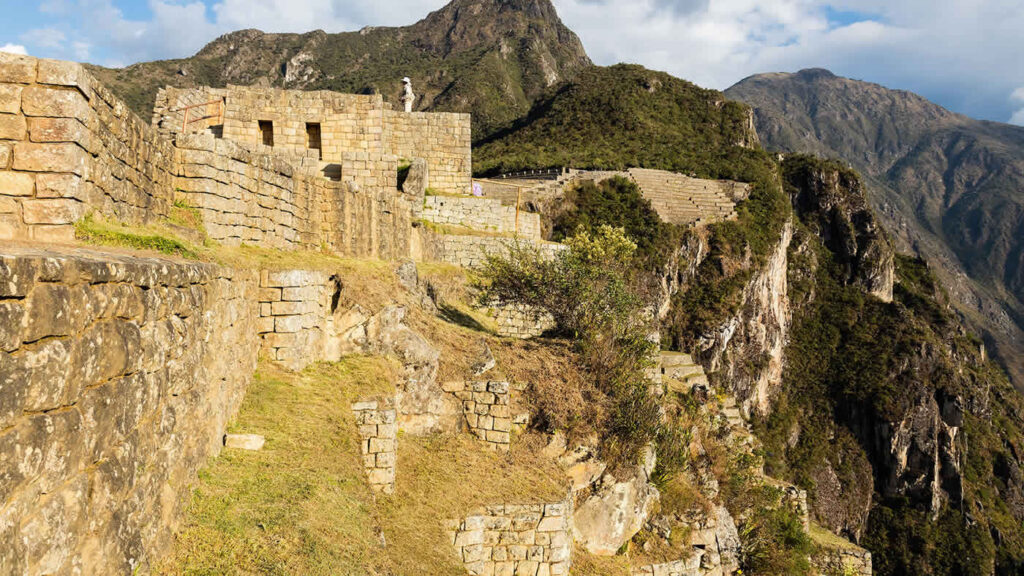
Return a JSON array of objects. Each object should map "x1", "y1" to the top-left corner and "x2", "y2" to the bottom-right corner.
[
  {"x1": 15, "y1": 0, "x2": 1024, "y2": 123},
  {"x1": 21, "y1": 28, "x2": 67, "y2": 50},
  {"x1": 0, "y1": 44, "x2": 28, "y2": 56},
  {"x1": 552, "y1": 0, "x2": 1024, "y2": 122}
]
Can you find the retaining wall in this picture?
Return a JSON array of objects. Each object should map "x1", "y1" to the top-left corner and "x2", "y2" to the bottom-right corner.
[
  {"x1": 449, "y1": 500, "x2": 574, "y2": 576},
  {"x1": 256, "y1": 269, "x2": 337, "y2": 371},
  {"x1": 422, "y1": 195, "x2": 542, "y2": 240},
  {"x1": 0, "y1": 244, "x2": 259, "y2": 575}
]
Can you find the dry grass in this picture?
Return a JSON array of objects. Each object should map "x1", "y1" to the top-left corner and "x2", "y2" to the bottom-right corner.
[
  {"x1": 157, "y1": 357, "x2": 571, "y2": 576},
  {"x1": 155, "y1": 358, "x2": 399, "y2": 576}
]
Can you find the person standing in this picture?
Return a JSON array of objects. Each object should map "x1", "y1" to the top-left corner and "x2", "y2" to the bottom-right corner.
[{"x1": 401, "y1": 77, "x2": 416, "y2": 113}]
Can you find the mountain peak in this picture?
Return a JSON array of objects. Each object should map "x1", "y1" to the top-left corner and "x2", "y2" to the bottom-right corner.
[{"x1": 795, "y1": 67, "x2": 837, "y2": 80}]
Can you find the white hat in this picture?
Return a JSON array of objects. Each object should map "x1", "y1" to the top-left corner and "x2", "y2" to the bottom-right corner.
[{"x1": 402, "y1": 77, "x2": 411, "y2": 83}]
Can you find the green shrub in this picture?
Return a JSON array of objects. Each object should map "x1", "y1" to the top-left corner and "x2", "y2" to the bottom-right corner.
[{"x1": 474, "y1": 225, "x2": 660, "y2": 468}]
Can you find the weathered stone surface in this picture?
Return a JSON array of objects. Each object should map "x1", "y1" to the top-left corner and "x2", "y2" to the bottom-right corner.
[
  {"x1": 36, "y1": 59, "x2": 91, "y2": 91},
  {"x1": 572, "y1": 452, "x2": 660, "y2": 556},
  {"x1": 21, "y1": 86, "x2": 90, "y2": 119},
  {"x1": 0, "y1": 113, "x2": 26, "y2": 140},
  {"x1": 0, "y1": 142, "x2": 11, "y2": 169},
  {"x1": 353, "y1": 397, "x2": 398, "y2": 494},
  {"x1": 13, "y1": 142, "x2": 89, "y2": 175},
  {"x1": 0, "y1": 244, "x2": 259, "y2": 574},
  {"x1": 0, "y1": 85, "x2": 22, "y2": 114},
  {"x1": 21, "y1": 198, "x2": 85, "y2": 225},
  {"x1": 0, "y1": 171, "x2": 35, "y2": 196},
  {"x1": 224, "y1": 434, "x2": 266, "y2": 451},
  {"x1": 451, "y1": 499, "x2": 573, "y2": 576},
  {"x1": 0, "y1": 52, "x2": 37, "y2": 84},
  {"x1": 34, "y1": 173, "x2": 82, "y2": 199}
]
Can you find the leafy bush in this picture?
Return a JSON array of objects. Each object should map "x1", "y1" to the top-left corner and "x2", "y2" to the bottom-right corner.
[
  {"x1": 552, "y1": 176, "x2": 681, "y2": 270},
  {"x1": 740, "y1": 503, "x2": 815, "y2": 576},
  {"x1": 474, "y1": 225, "x2": 660, "y2": 467}
]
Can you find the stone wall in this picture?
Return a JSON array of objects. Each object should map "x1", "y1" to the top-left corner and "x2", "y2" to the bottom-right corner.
[
  {"x1": 449, "y1": 381, "x2": 513, "y2": 451},
  {"x1": 422, "y1": 195, "x2": 542, "y2": 240},
  {"x1": 0, "y1": 243, "x2": 259, "y2": 575},
  {"x1": 490, "y1": 303, "x2": 557, "y2": 339},
  {"x1": 0, "y1": 52, "x2": 177, "y2": 242},
  {"x1": 812, "y1": 548, "x2": 873, "y2": 576},
  {"x1": 0, "y1": 55, "x2": 419, "y2": 259},
  {"x1": 154, "y1": 86, "x2": 471, "y2": 195},
  {"x1": 427, "y1": 233, "x2": 566, "y2": 269},
  {"x1": 352, "y1": 397, "x2": 398, "y2": 494},
  {"x1": 449, "y1": 500, "x2": 574, "y2": 576},
  {"x1": 257, "y1": 269, "x2": 338, "y2": 371},
  {"x1": 383, "y1": 110, "x2": 472, "y2": 194}
]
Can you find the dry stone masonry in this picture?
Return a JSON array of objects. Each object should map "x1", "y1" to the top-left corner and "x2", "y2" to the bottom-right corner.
[
  {"x1": 0, "y1": 244, "x2": 258, "y2": 575},
  {"x1": 352, "y1": 397, "x2": 398, "y2": 494},
  {"x1": 257, "y1": 269, "x2": 337, "y2": 371},
  {"x1": 0, "y1": 53, "x2": 473, "y2": 261},
  {"x1": 422, "y1": 195, "x2": 542, "y2": 240},
  {"x1": 452, "y1": 381, "x2": 513, "y2": 451},
  {"x1": 490, "y1": 302, "x2": 557, "y2": 339},
  {"x1": 154, "y1": 85, "x2": 472, "y2": 195},
  {"x1": 449, "y1": 500, "x2": 574, "y2": 576}
]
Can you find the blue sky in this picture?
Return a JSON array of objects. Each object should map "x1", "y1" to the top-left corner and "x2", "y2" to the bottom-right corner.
[{"x1": 2, "y1": 0, "x2": 1024, "y2": 125}]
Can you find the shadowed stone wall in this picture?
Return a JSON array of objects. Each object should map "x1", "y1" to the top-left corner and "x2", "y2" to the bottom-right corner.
[{"x1": 0, "y1": 244, "x2": 258, "y2": 575}]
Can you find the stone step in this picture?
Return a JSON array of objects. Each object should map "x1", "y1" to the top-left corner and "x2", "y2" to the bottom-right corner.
[
  {"x1": 663, "y1": 363, "x2": 703, "y2": 380},
  {"x1": 660, "y1": 352, "x2": 695, "y2": 367}
]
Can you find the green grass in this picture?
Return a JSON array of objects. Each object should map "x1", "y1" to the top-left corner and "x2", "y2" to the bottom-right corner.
[{"x1": 74, "y1": 214, "x2": 200, "y2": 259}]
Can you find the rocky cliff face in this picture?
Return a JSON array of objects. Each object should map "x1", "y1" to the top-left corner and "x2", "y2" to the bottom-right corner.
[
  {"x1": 88, "y1": 0, "x2": 592, "y2": 138},
  {"x1": 698, "y1": 220, "x2": 793, "y2": 417},
  {"x1": 726, "y1": 69, "x2": 1024, "y2": 391},
  {"x1": 782, "y1": 155, "x2": 895, "y2": 302}
]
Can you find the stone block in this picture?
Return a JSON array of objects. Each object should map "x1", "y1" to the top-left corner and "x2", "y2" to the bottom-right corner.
[
  {"x1": 27, "y1": 117, "x2": 89, "y2": 146},
  {"x1": 273, "y1": 315, "x2": 304, "y2": 334},
  {"x1": 367, "y1": 468, "x2": 394, "y2": 485},
  {"x1": 367, "y1": 437, "x2": 394, "y2": 453},
  {"x1": 351, "y1": 400, "x2": 379, "y2": 411},
  {"x1": 0, "y1": 171, "x2": 35, "y2": 196},
  {"x1": 13, "y1": 142, "x2": 89, "y2": 176},
  {"x1": 0, "y1": 85, "x2": 21, "y2": 114},
  {"x1": 0, "y1": 114, "x2": 26, "y2": 140},
  {"x1": 22, "y1": 199, "x2": 85, "y2": 225},
  {"x1": 37, "y1": 59, "x2": 91, "y2": 92},
  {"x1": 0, "y1": 143, "x2": 10, "y2": 169},
  {"x1": 34, "y1": 173, "x2": 82, "y2": 199},
  {"x1": 0, "y1": 53, "x2": 37, "y2": 83},
  {"x1": 22, "y1": 86, "x2": 90, "y2": 119},
  {"x1": 224, "y1": 434, "x2": 265, "y2": 451},
  {"x1": 30, "y1": 224, "x2": 75, "y2": 243},
  {"x1": 271, "y1": 300, "x2": 307, "y2": 316}
]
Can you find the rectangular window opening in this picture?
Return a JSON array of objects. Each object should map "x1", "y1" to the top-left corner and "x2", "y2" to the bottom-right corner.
[
  {"x1": 306, "y1": 122, "x2": 322, "y2": 160},
  {"x1": 259, "y1": 120, "x2": 274, "y2": 147}
]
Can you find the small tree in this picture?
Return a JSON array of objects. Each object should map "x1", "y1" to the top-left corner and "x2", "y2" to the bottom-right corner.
[{"x1": 476, "y1": 225, "x2": 661, "y2": 468}]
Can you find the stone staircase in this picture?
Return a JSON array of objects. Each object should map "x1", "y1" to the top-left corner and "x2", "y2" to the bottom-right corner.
[{"x1": 659, "y1": 352, "x2": 709, "y2": 394}]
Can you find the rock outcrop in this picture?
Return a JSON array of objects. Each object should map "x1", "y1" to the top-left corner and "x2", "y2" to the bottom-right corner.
[
  {"x1": 573, "y1": 448, "x2": 660, "y2": 556},
  {"x1": 783, "y1": 155, "x2": 895, "y2": 302}
]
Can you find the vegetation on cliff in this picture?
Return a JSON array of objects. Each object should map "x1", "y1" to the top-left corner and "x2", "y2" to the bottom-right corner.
[
  {"x1": 754, "y1": 155, "x2": 1024, "y2": 576},
  {"x1": 727, "y1": 68, "x2": 1024, "y2": 391}
]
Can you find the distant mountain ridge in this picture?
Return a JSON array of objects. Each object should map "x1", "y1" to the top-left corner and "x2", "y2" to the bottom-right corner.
[
  {"x1": 88, "y1": 0, "x2": 592, "y2": 138},
  {"x1": 726, "y1": 69, "x2": 1024, "y2": 390}
]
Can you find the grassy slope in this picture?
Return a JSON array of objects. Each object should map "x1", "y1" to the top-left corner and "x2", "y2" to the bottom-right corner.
[{"x1": 155, "y1": 360, "x2": 569, "y2": 575}]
